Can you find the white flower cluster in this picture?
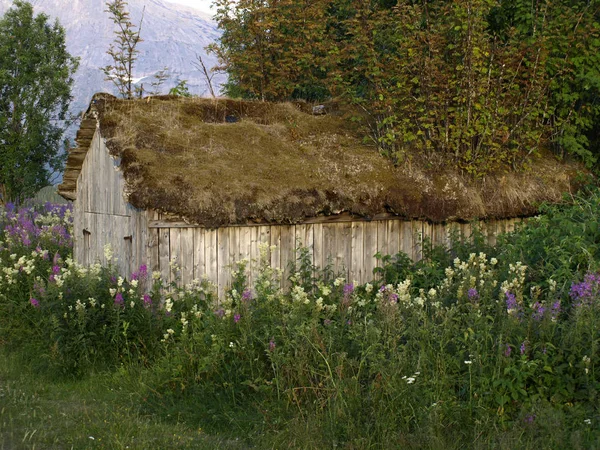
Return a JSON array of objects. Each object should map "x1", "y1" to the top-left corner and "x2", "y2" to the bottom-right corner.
[
  {"x1": 402, "y1": 371, "x2": 421, "y2": 384},
  {"x1": 500, "y1": 261, "x2": 527, "y2": 296}
]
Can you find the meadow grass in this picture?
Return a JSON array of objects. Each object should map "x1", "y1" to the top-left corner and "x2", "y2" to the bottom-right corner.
[{"x1": 0, "y1": 349, "x2": 244, "y2": 450}]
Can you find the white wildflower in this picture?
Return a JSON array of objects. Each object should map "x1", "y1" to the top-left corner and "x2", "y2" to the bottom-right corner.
[
  {"x1": 103, "y1": 244, "x2": 113, "y2": 261},
  {"x1": 365, "y1": 283, "x2": 373, "y2": 293}
]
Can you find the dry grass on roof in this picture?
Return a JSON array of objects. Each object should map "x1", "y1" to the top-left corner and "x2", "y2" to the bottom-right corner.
[{"x1": 94, "y1": 95, "x2": 585, "y2": 227}]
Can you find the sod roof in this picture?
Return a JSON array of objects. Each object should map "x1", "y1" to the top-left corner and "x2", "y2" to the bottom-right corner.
[{"x1": 59, "y1": 94, "x2": 584, "y2": 227}]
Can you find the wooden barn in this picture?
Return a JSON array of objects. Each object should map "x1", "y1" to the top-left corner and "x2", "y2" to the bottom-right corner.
[{"x1": 58, "y1": 94, "x2": 579, "y2": 297}]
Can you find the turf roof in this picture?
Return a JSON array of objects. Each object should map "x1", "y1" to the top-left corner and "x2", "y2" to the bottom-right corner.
[{"x1": 66, "y1": 94, "x2": 584, "y2": 227}]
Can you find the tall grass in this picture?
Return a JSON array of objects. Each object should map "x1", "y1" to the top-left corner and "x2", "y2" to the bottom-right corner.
[{"x1": 1, "y1": 192, "x2": 600, "y2": 448}]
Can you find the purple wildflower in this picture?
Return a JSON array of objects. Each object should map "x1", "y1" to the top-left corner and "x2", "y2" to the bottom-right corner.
[
  {"x1": 324, "y1": 319, "x2": 332, "y2": 326},
  {"x1": 114, "y1": 292, "x2": 124, "y2": 306},
  {"x1": 51, "y1": 265, "x2": 61, "y2": 275},
  {"x1": 504, "y1": 344, "x2": 512, "y2": 357},
  {"x1": 143, "y1": 294, "x2": 152, "y2": 308},
  {"x1": 131, "y1": 264, "x2": 149, "y2": 281},
  {"x1": 524, "y1": 414, "x2": 536, "y2": 424},
  {"x1": 505, "y1": 291, "x2": 521, "y2": 317},
  {"x1": 379, "y1": 285, "x2": 386, "y2": 292},
  {"x1": 269, "y1": 340, "x2": 276, "y2": 351},
  {"x1": 531, "y1": 302, "x2": 546, "y2": 321},
  {"x1": 570, "y1": 273, "x2": 600, "y2": 307},
  {"x1": 468, "y1": 288, "x2": 479, "y2": 301},
  {"x1": 389, "y1": 293, "x2": 399, "y2": 304},
  {"x1": 214, "y1": 308, "x2": 225, "y2": 318},
  {"x1": 343, "y1": 283, "x2": 354, "y2": 296},
  {"x1": 234, "y1": 313, "x2": 241, "y2": 323},
  {"x1": 242, "y1": 289, "x2": 253, "y2": 302},
  {"x1": 550, "y1": 301, "x2": 561, "y2": 321},
  {"x1": 347, "y1": 319, "x2": 352, "y2": 325},
  {"x1": 520, "y1": 341, "x2": 527, "y2": 355},
  {"x1": 138, "y1": 264, "x2": 148, "y2": 278},
  {"x1": 29, "y1": 298, "x2": 39, "y2": 308}
]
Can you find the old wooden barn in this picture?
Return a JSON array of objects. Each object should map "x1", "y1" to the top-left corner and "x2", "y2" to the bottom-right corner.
[{"x1": 58, "y1": 94, "x2": 579, "y2": 297}]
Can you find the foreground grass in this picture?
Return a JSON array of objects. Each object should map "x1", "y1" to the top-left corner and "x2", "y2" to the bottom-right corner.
[{"x1": 0, "y1": 349, "x2": 244, "y2": 450}]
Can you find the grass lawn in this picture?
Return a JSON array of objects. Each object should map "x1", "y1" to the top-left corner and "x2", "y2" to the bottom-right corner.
[{"x1": 0, "y1": 349, "x2": 244, "y2": 450}]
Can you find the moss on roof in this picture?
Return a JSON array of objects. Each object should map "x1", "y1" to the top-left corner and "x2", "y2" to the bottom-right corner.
[{"x1": 74, "y1": 94, "x2": 584, "y2": 227}]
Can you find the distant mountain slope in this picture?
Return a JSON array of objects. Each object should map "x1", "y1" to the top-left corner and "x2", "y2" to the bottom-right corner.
[{"x1": 0, "y1": 0, "x2": 224, "y2": 116}]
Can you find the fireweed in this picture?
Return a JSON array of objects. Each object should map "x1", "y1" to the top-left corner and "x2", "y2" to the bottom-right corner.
[{"x1": 1, "y1": 201, "x2": 599, "y2": 446}]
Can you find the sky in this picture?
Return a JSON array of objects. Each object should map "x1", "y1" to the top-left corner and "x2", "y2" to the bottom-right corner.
[{"x1": 164, "y1": 0, "x2": 215, "y2": 16}]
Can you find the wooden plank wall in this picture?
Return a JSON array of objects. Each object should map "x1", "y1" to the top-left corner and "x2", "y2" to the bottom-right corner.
[
  {"x1": 73, "y1": 131, "x2": 146, "y2": 278},
  {"x1": 147, "y1": 218, "x2": 522, "y2": 297}
]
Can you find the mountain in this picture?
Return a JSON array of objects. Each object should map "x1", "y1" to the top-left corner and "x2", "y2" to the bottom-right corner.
[{"x1": 0, "y1": 0, "x2": 225, "y2": 117}]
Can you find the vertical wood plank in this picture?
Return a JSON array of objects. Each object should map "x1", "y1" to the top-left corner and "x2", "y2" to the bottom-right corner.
[
  {"x1": 205, "y1": 229, "x2": 218, "y2": 288},
  {"x1": 170, "y1": 228, "x2": 181, "y2": 286},
  {"x1": 239, "y1": 226, "x2": 252, "y2": 262},
  {"x1": 257, "y1": 226, "x2": 271, "y2": 265},
  {"x1": 193, "y1": 228, "x2": 206, "y2": 280},
  {"x1": 280, "y1": 225, "x2": 296, "y2": 288},
  {"x1": 228, "y1": 226, "x2": 240, "y2": 265},
  {"x1": 217, "y1": 227, "x2": 229, "y2": 300},
  {"x1": 270, "y1": 226, "x2": 281, "y2": 272},
  {"x1": 323, "y1": 224, "x2": 337, "y2": 274},
  {"x1": 238, "y1": 226, "x2": 252, "y2": 287},
  {"x1": 422, "y1": 222, "x2": 432, "y2": 258},
  {"x1": 400, "y1": 221, "x2": 414, "y2": 260},
  {"x1": 159, "y1": 228, "x2": 170, "y2": 285},
  {"x1": 351, "y1": 222, "x2": 364, "y2": 284},
  {"x1": 363, "y1": 221, "x2": 378, "y2": 281},
  {"x1": 387, "y1": 220, "x2": 400, "y2": 257},
  {"x1": 247, "y1": 226, "x2": 259, "y2": 287},
  {"x1": 295, "y1": 224, "x2": 307, "y2": 249},
  {"x1": 338, "y1": 222, "x2": 352, "y2": 281},
  {"x1": 413, "y1": 221, "x2": 424, "y2": 261},
  {"x1": 146, "y1": 211, "x2": 160, "y2": 275},
  {"x1": 180, "y1": 228, "x2": 194, "y2": 286},
  {"x1": 377, "y1": 221, "x2": 388, "y2": 259},
  {"x1": 312, "y1": 224, "x2": 323, "y2": 272}
]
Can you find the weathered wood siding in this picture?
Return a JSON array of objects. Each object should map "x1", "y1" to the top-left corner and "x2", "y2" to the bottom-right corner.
[
  {"x1": 146, "y1": 217, "x2": 521, "y2": 297},
  {"x1": 73, "y1": 130, "x2": 147, "y2": 277}
]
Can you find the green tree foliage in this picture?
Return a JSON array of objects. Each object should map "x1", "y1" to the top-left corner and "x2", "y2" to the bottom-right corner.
[
  {"x1": 213, "y1": 0, "x2": 600, "y2": 176},
  {"x1": 102, "y1": 0, "x2": 144, "y2": 100},
  {"x1": 0, "y1": 1, "x2": 79, "y2": 203},
  {"x1": 210, "y1": 0, "x2": 332, "y2": 101},
  {"x1": 494, "y1": 0, "x2": 600, "y2": 166}
]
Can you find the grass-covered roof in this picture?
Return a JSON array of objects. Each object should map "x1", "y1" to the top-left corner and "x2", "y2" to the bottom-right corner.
[{"x1": 61, "y1": 94, "x2": 584, "y2": 227}]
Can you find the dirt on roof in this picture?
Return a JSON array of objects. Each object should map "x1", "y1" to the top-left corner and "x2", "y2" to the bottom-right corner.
[{"x1": 80, "y1": 94, "x2": 586, "y2": 227}]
